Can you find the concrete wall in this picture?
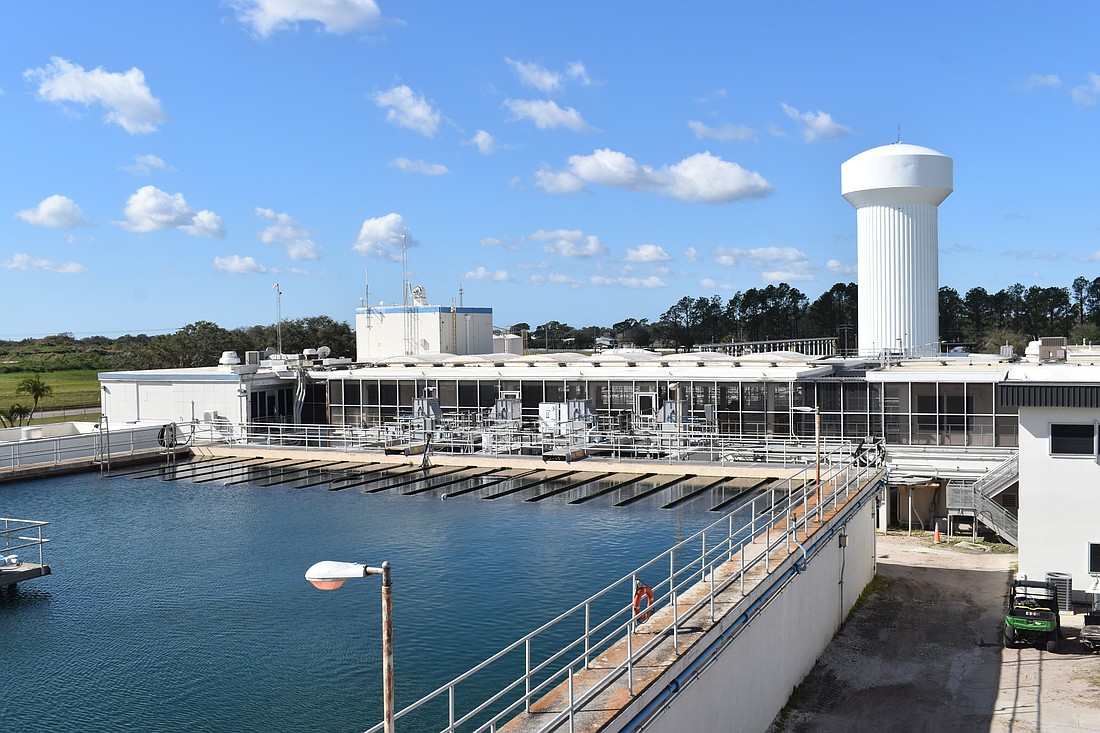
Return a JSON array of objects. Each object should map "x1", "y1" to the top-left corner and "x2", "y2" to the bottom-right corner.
[
  {"x1": 626, "y1": 498, "x2": 878, "y2": 733},
  {"x1": 1018, "y1": 406, "x2": 1100, "y2": 598}
]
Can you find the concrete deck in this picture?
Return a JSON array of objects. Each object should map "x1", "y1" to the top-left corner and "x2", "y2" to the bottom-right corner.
[{"x1": 0, "y1": 563, "x2": 51, "y2": 589}]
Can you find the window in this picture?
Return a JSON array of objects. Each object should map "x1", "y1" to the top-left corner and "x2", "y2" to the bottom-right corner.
[
  {"x1": 1090, "y1": 543, "x2": 1100, "y2": 575},
  {"x1": 1050, "y1": 424, "x2": 1095, "y2": 456}
]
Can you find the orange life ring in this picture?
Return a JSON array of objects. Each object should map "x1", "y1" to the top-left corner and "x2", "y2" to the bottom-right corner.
[{"x1": 633, "y1": 584, "x2": 654, "y2": 622}]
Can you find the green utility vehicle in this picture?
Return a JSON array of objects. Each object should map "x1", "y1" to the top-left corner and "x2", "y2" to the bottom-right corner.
[{"x1": 1003, "y1": 579, "x2": 1061, "y2": 652}]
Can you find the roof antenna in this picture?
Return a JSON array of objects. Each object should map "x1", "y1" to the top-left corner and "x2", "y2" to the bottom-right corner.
[{"x1": 896, "y1": 123, "x2": 902, "y2": 144}]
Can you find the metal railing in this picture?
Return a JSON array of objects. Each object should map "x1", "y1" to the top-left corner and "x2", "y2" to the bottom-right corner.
[
  {"x1": 360, "y1": 459, "x2": 883, "y2": 733},
  {"x1": 1, "y1": 423, "x2": 180, "y2": 473},
  {"x1": 193, "y1": 419, "x2": 872, "y2": 471},
  {"x1": 972, "y1": 453, "x2": 1019, "y2": 500},
  {"x1": 1, "y1": 517, "x2": 49, "y2": 566},
  {"x1": 977, "y1": 492, "x2": 1018, "y2": 545}
]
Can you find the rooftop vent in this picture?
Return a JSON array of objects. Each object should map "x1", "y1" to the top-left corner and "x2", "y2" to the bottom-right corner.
[{"x1": 219, "y1": 350, "x2": 241, "y2": 365}]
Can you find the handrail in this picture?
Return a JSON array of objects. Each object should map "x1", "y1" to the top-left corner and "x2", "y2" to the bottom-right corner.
[
  {"x1": 360, "y1": 458, "x2": 881, "y2": 733},
  {"x1": 1, "y1": 517, "x2": 49, "y2": 566}
]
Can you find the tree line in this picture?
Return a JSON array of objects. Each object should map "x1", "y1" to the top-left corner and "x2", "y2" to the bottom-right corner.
[
  {"x1": 4, "y1": 275, "x2": 1099, "y2": 374},
  {"x1": 516, "y1": 276, "x2": 1100, "y2": 354}
]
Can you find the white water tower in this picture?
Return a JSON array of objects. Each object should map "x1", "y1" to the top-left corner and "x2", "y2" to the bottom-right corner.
[{"x1": 842, "y1": 143, "x2": 952, "y2": 357}]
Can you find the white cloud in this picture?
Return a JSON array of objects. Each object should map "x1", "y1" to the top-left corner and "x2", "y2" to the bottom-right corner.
[
  {"x1": 2, "y1": 252, "x2": 86, "y2": 274},
  {"x1": 504, "y1": 99, "x2": 592, "y2": 132},
  {"x1": 117, "y1": 185, "x2": 225, "y2": 237},
  {"x1": 505, "y1": 58, "x2": 561, "y2": 92},
  {"x1": 16, "y1": 195, "x2": 87, "y2": 229},
  {"x1": 213, "y1": 255, "x2": 269, "y2": 274},
  {"x1": 124, "y1": 153, "x2": 173, "y2": 175},
  {"x1": 715, "y1": 247, "x2": 738, "y2": 266},
  {"x1": 780, "y1": 103, "x2": 853, "y2": 142},
  {"x1": 714, "y1": 245, "x2": 815, "y2": 282},
  {"x1": 373, "y1": 85, "x2": 441, "y2": 137},
  {"x1": 1076, "y1": 251, "x2": 1100, "y2": 263},
  {"x1": 625, "y1": 244, "x2": 672, "y2": 262},
  {"x1": 589, "y1": 275, "x2": 666, "y2": 289},
  {"x1": 528, "y1": 228, "x2": 607, "y2": 258},
  {"x1": 390, "y1": 157, "x2": 448, "y2": 176},
  {"x1": 231, "y1": 0, "x2": 381, "y2": 36},
  {"x1": 827, "y1": 259, "x2": 856, "y2": 275},
  {"x1": 468, "y1": 129, "x2": 499, "y2": 155},
  {"x1": 533, "y1": 166, "x2": 586, "y2": 194},
  {"x1": 684, "y1": 246, "x2": 700, "y2": 262},
  {"x1": 505, "y1": 58, "x2": 592, "y2": 91},
  {"x1": 548, "y1": 273, "x2": 577, "y2": 284},
  {"x1": 1072, "y1": 72, "x2": 1100, "y2": 107},
  {"x1": 1002, "y1": 249, "x2": 1062, "y2": 261},
  {"x1": 25, "y1": 57, "x2": 165, "y2": 134},
  {"x1": 256, "y1": 207, "x2": 319, "y2": 260},
  {"x1": 762, "y1": 268, "x2": 814, "y2": 282},
  {"x1": 353, "y1": 212, "x2": 412, "y2": 261},
  {"x1": 565, "y1": 61, "x2": 592, "y2": 86},
  {"x1": 766, "y1": 122, "x2": 787, "y2": 138},
  {"x1": 688, "y1": 120, "x2": 756, "y2": 142},
  {"x1": 1019, "y1": 73, "x2": 1062, "y2": 91},
  {"x1": 536, "y1": 148, "x2": 772, "y2": 203},
  {"x1": 465, "y1": 266, "x2": 509, "y2": 281}
]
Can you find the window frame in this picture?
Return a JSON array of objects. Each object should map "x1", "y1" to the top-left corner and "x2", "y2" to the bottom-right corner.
[{"x1": 1049, "y1": 423, "x2": 1096, "y2": 457}]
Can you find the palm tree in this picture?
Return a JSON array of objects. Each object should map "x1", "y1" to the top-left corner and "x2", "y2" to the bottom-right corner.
[
  {"x1": 16, "y1": 374, "x2": 53, "y2": 424},
  {"x1": 1, "y1": 403, "x2": 32, "y2": 428}
]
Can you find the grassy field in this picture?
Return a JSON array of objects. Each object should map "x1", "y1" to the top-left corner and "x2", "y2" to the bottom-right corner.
[{"x1": 0, "y1": 370, "x2": 102, "y2": 412}]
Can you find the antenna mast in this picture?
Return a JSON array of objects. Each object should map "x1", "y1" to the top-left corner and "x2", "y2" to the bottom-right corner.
[{"x1": 273, "y1": 282, "x2": 283, "y2": 356}]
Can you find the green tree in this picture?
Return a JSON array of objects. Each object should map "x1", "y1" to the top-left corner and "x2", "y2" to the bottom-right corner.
[
  {"x1": 16, "y1": 374, "x2": 53, "y2": 424},
  {"x1": 0, "y1": 403, "x2": 31, "y2": 428}
]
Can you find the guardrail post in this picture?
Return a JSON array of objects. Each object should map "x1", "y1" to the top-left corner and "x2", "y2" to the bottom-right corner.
[
  {"x1": 568, "y1": 666, "x2": 575, "y2": 733},
  {"x1": 525, "y1": 638, "x2": 531, "y2": 712},
  {"x1": 584, "y1": 603, "x2": 590, "y2": 668}
]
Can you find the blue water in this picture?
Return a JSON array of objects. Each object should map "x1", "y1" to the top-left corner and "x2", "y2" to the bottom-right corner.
[{"x1": 0, "y1": 468, "x2": 721, "y2": 732}]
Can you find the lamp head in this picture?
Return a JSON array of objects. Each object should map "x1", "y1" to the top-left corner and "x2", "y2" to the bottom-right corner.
[{"x1": 305, "y1": 560, "x2": 368, "y2": 591}]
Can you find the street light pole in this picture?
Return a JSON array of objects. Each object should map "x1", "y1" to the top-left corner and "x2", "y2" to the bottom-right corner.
[{"x1": 306, "y1": 560, "x2": 395, "y2": 733}]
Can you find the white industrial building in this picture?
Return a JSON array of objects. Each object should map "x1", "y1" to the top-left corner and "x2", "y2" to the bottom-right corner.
[
  {"x1": 93, "y1": 140, "x2": 1100, "y2": 606},
  {"x1": 354, "y1": 285, "x2": 493, "y2": 361}
]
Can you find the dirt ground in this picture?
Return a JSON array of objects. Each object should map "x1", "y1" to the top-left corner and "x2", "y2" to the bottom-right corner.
[{"x1": 768, "y1": 532, "x2": 1100, "y2": 733}]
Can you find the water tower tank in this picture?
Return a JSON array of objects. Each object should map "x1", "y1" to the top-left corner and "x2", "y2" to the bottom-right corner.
[{"x1": 842, "y1": 143, "x2": 953, "y2": 357}]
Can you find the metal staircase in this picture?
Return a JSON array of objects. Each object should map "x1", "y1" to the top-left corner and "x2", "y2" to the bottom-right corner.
[{"x1": 946, "y1": 454, "x2": 1019, "y2": 545}]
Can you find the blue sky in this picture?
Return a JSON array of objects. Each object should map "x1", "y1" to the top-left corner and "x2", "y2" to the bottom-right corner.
[{"x1": 2, "y1": 1, "x2": 1098, "y2": 338}]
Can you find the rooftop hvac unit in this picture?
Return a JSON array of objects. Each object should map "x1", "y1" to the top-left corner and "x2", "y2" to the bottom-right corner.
[
  {"x1": 245, "y1": 351, "x2": 261, "y2": 365},
  {"x1": 999, "y1": 345, "x2": 1015, "y2": 359},
  {"x1": 1039, "y1": 336, "x2": 1067, "y2": 361}
]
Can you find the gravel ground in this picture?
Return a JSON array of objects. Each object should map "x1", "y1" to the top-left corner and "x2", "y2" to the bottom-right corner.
[{"x1": 768, "y1": 532, "x2": 1100, "y2": 733}]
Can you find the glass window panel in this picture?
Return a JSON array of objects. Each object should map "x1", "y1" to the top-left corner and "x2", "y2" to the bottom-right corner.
[
  {"x1": 742, "y1": 384, "x2": 765, "y2": 410},
  {"x1": 437, "y1": 380, "x2": 457, "y2": 407},
  {"x1": 995, "y1": 417, "x2": 1018, "y2": 447},
  {"x1": 817, "y1": 382, "x2": 840, "y2": 411},
  {"x1": 843, "y1": 382, "x2": 868, "y2": 412},
  {"x1": 911, "y1": 415, "x2": 938, "y2": 445},
  {"x1": 458, "y1": 381, "x2": 478, "y2": 407},
  {"x1": 884, "y1": 383, "x2": 909, "y2": 413},
  {"x1": 398, "y1": 382, "x2": 415, "y2": 407},
  {"x1": 967, "y1": 415, "x2": 994, "y2": 447},
  {"x1": 329, "y1": 380, "x2": 344, "y2": 405},
  {"x1": 479, "y1": 383, "x2": 499, "y2": 408},
  {"x1": 968, "y1": 384, "x2": 994, "y2": 414},
  {"x1": 544, "y1": 381, "x2": 564, "y2": 403},
  {"x1": 344, "y1": 380, "x2": 360, "y2": 405},
  {"x1": 1051, "y1": 424, "x2": 1095, "y2": 455}
]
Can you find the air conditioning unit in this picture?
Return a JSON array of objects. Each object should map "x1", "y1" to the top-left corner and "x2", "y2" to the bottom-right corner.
[{"x1": 1039, "y1": 336, "x2": 1067, "y2": 362}]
